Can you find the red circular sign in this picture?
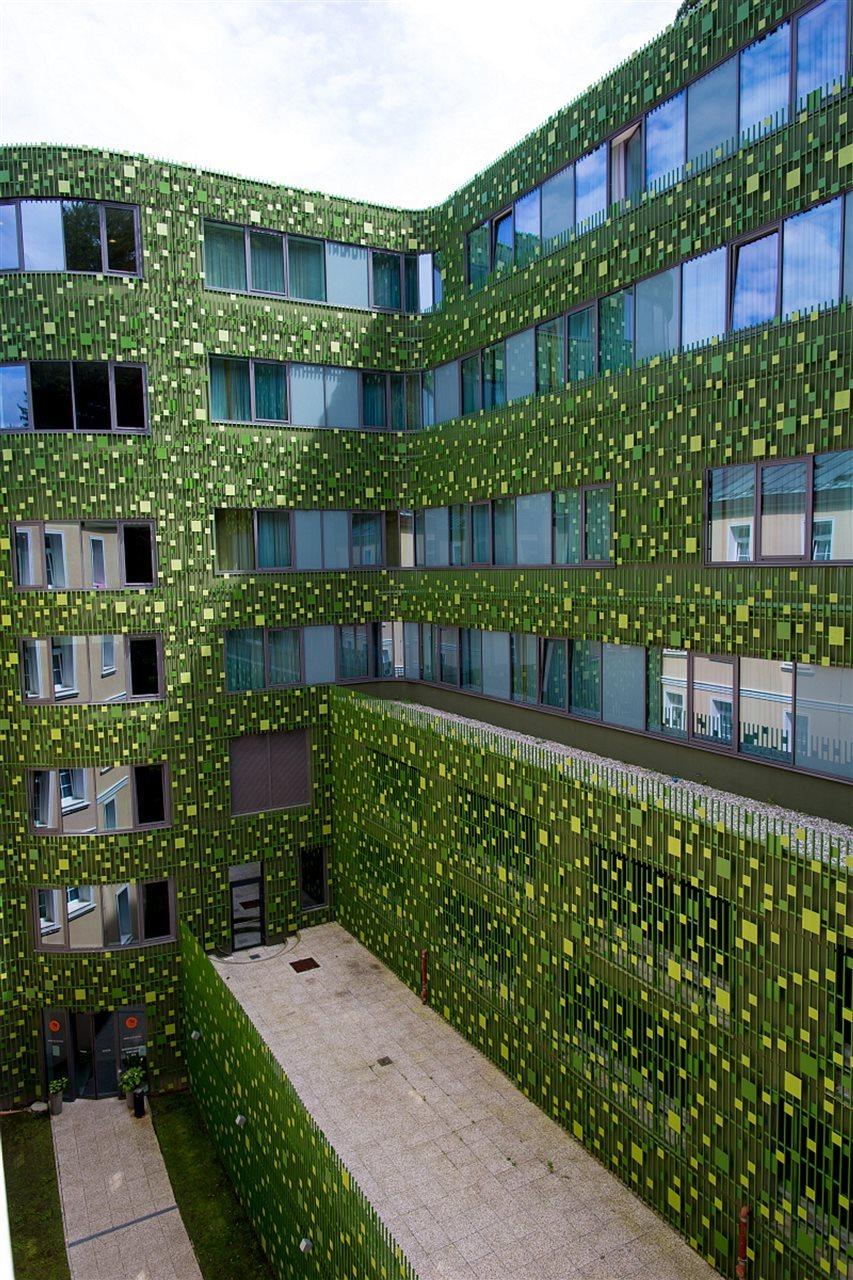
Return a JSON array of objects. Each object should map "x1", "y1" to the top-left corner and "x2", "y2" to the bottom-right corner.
[
  {"x1": 125, "y1": 1016, "x2": 139, "y2": 1030},
  {"x1": 48, "y1": 1019, "x2": 61, "y2": 1034}
]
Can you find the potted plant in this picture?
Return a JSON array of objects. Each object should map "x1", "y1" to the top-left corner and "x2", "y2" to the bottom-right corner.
[
  {"x1": 48, "y1": 1077, "x2": 68, "y2": 1116},
  {"x1": 120, "y1": 1064, "x2": 147, "y2": 1116}
]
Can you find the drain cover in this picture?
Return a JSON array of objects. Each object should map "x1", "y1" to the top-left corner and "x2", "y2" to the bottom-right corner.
[
  {"x1": 248, "y1": 952, "x2": 261, "y2": 959},
  {"x1": 290, "y1": 957, "x2": 320, "y2": 973},
  {"x1": 376, "y1": 1056, "x2": 393, "y2": 1066}
]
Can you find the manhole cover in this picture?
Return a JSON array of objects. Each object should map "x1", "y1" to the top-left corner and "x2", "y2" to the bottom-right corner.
[
  {"x1": 376, "y1": 1056, "x2": 393, "y2": 1067},
  {"x1": 290, "y1": 957, "x2": 320, "y2": 973}
]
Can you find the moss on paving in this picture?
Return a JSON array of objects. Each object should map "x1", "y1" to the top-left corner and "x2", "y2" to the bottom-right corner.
[
  {"x1": 150, "y1": 1091, "x2": 275, "y2": 1280},
  {"x1": 1, "y1": 1111, "x2": 70, "y2": 1280}
]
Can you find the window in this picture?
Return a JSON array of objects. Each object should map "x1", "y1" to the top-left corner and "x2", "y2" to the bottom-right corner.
[
  {"x1": 100, "y1": 636, "x2": 116, "y2": 676},
  {"x1": 541, "y1": 166, "x2": 574, "y2": 251},
  {"x1": 210, "y1": 357, "x2": 287, "y2": 424},
  {"x1": 541, "y1": 638, "x2": 568, "y2": 709},
  {"x1": 739, "y1": 657, "x2": 792, "y2": 763},
  {"x1": 268, "y1": 628, "x2": 301, "y2": 686},
  {"x1": 708, "y1": 454, "x2": 850, "y2": 565},
  {"x1": 467, "y1": 222, "x2": 490, "y2": 288},
  {"x1": 461, "y1": 354, "x2": 481, "y2": 415},
  {"x1": 598, "y1": 289, "x2": 633, "y2": 375},
  {"x1": 515, "y1": 493, "x2": 551, "y2": 564},
  {"x1": 362, "y1": 372, "x2": 387, "y2": 428},
  {"x1": 686, "y1": 57, "x2": 738, "y2": 165},
  {"x1": 471, "y1": 503, "x2": 491, "y2": 564},
  {"x1": 574, "y1": 145, "x2": 607, "y2": 228},
  {"x1": 510, "y1": 632, "x2": 538, "y2": 704},
  {"x1": 129, "y1": 637, "x2": 160, "y2": 698},
  {"x1": 122, "y1": 524, "x2": 156, "y2": 585},
  {"x1": 567, "y1": 307, "x2": 595, "y2": 382},
  {"x1": 250, "y1": 230, "x2": 285, "y2": 294},
  {"x1": 691, "y1": 656, "x2": 735, "y2": 746},
  {"x1": 257, "y1": 511, "x2": 293, "y2": 569},
  {"x1": 681, "y1": 248, "x2": 727, "y2": 348},
  {"x1": 3, "y1": 200, "x2": 140, "y2": 275},
  {"x1": 371, "y1": 251, "x2": 402, "y2": 310},
  {"x1": 584, "y1": 487, "x2": 612, "y2": 563},
  {"x1": 33, "y1": 879, "x2": 175, "y2": 952},
  {"x1": 338, "y1": 624, "x2": 370, "y2": 679},
  {"x1": 299, "y1": 847, "x2": 328, "y2": 912},
  {"x1": 647, "y1": 648, "x2": 688, "y2": 738},
  {"x1": 205, "y1": 224, "x2": 248, "y2": 290},
  {"x1": 569, "y1": 640, "x2": 601, "y2": 718},
  {"x1": 781, "y1": 198, "x2": 842, "y2": 318},
  {"x1": 288, "y1": 235, "x2": 326, "y2": 300},
  {"x1": 602, "y1": 644, "x2": 645, "y2": 730},
  {"x1": 492, "y1": 209, "x2": 513, "y2": 274},
  {"x1": 645, "y1": 92, "x2": 685, "y2": 189},
  {"x1": 506, "y1": 328, "x2": 535, "y2": 402},
  {"x1": 731, "y1": 232, "x2": 779, "y2": 330},
  {"x1": 215, "y1": 509, "x2": 254, "y2": 572},
  {"x1": 0, "y1": 364, "x2": 28, "y2": 431},
  {"x1": 44, "y1": 530, "x2": 66, "y2": 588},
  {"x1": 450, "y1": 505, "x2": 469, "y2": 566},
  {"x1": 30, "y1": 764, "x2": 167, "y2": 834},
  {"x1": 796, "y1": 0, "x2": 847, "y2": 106},
  {"x1": 492, "y1": 498, "x2": 515, "y2": 566},
  {"x1": 739, "y1": 22, "x2": 790, "y2": 138},
  {"x1": 438, "y1": 628, "x2": 459, "y2": 685},
  {"x1": 225, "y1": 629, "x2": 265, "y2": 692},
  {"x1": 610, "y1": 124, "x2": 643, "y2": 204},
  {"x1": 325, "y1": 241, "x2": 369, "y2": 309},
  {"x1": 12, "y1": 522, "x2": 154, "y2": 591},
  {"x1": 635, "y1": 267, "x2": 680, "y2": 363},
  {"x1": 423, "y1": 507, "x2": 450, "y2": 566},
  {"x1": 537, "y1": 319, "x2": 565, "y2": 393},
  {"x1": 229, "y1": 730, "x2": 312, "y2": 815},
  {"x1": 794, "y1": 664, "x2": 853, "y2": 780},
  {"x1": 514, "y1": 188, "x2": 541, "y2": 268},
  {"x1": 482, "y1": 343, "x2": 505, "y2": 410},
  {"x1": 460, "y1": 628, "x2": 483, "y2": 691}
]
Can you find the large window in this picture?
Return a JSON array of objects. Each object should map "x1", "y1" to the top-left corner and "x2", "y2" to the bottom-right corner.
[
  {"x1": 214, "y1": 507, "x2": 389, "y2": 572},
  {"x1": 229, "y1": 730, "x2": 312, "y2": 815},
  {"x1": 209, "y1": 357, "x2": 286, "y2": 424},
  {"x1": 21, "y1": 635, "x2": 161, "y2": 704},
  {"x1": 0, "y1": 361, "x2": 147, "y2": 434},
  {"x1": 29, "y1": 764, "x2": 169, "y2": 834},
  {"x1": 707, "y1": 452, "x2": 852, "y2": 564},
  {"x1": 299, "y1": 847, "x2": 329, "y2": 912},
  {"x1": 1, "y1": 200, "x2": 140, "y2": 275},
  {"x1": 203, "y1": 219, "x2": 433, "y2": 313},
  {"x1": 33, "y1": 880, "x2": 174, "y2": 951},
  {"x1": 11, "y1": 521, "x2": 156, "y2": 590}
]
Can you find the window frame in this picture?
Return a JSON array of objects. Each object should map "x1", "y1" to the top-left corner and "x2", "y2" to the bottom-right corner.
[
  {"x1": 27, "y1": 762, "x2": 171, "y2": 834},
  {"x1": 298, "y1": 845, "x2": 330, "y2": 913},
  {"x1": 10, "y1": 520, "x2": 157, "y2": 590},
  {"x1": 31, "y1": 877, "x2": 176, "y2": 953},
  {"x1": 0, "y1": 198, "x2": 142, "y2": 278},
  {"x1": 704, "y1": 453, "x2": 852, "y2": 567},
  {"x1": 18, "y1": 633, "x2": 163, "y2": 705},
  {"x1": 727, "y1": 223, "x2": 783, "y2": 332},
  {"x1": 1, "y1": 359, "x2": 149, "y2": 435}
]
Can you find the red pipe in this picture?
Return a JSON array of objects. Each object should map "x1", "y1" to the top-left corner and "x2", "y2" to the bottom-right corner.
[
  {"x1": 735, "y1": 1205, "x2": 749, "y2": 1279},
  {"x1": 420, "y1": 948, "x2": 429, "y2": 1004}
]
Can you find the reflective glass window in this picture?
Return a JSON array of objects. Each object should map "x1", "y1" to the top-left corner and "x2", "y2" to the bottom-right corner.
[
  {"x1": 554, "y1": 489, "x2": 581, "y2": 565},
  {"x1": 225, "y1": 629, "x2": 265, "y2": 692},
  {"x1": 739, "y1": 22, "x2": 790, "y2": 137},
  {"x1": 568, "y1": 307, "x2": 595, "y2": 382},
  {"x1": 796, "y1": 0, "x2": 847, "y2": 104},
  {"x1": 321, "y1": 510, "x2": 350, "y2": 569},
  {"x1": 32, "y1": 362, "x2": 73, "y2": 430},
  {"x1": 324, "y1": 367, "x2": 359, "y2": 429},
  {"x1": 362, "y1": 372, "x2": 387, "y2": 429},
  {"x1": 450, "y1": 504, "x2": 469, "y2": 566},
  {"x1": 461, "y1": 629, "x2": 482, "y2": 691},
  {"x1": 602, "y1": 644, "x2": 645, "y2": 729},
  {"x1": 493, "y1": 210, "x2": 513, "y2": 273},
  {"x1": 739, "y1": 657, "x2": 793, "y2": 763},
  {"x1": 708, "y1": 465, "x2": 755, "y2": 562},
  {"x1": 351, "y1": 512, "x2": 382, "y2": 566},
  {"x1": 691, "y1": 656, "x2": 734, "y2": 746},
  {"x1": 686, "y1": 57, "x2": 738, "y2": 163},
  {"x1": 424, "y1": 507, "x2": 449, "y2": 566},
  {"x1": 575, "y1": 145, "x2": 607, "y2": 228},
  {"x1": 104, "y1": 206, "x2": 138, "y2": 274},
  {"x1": 0, "y1": 364, "x2": 29, "y2": 431},
  {"x1": 794, "y1": 664, "x2": 853, "y2": 780},
  {"x1": 0, "y1": 203, "x2": 19, "y2": 270},
  {"x1": 62, "y1": 201, "x2": 101, "y2": 272},
  {"x1": 268, "y1": 628, "x2": 301, "y2": 685},
  {"x1": 482, "y1": 343, "x2": 506, "y2": 410},
  {"x1": 511, "y1": 633, "x2": 538, "y2": 704},
  {"x1": 249, "y1": 231, "x2": 285, "y2": 294},
  {"x1": 514, "y1": 188, "x2": 541, "y2": 267},
  {"x1": 493, "y1": 498, "x2": 515, "y2": 566},
  {"x1": 482, "y1": 631, "x2": 511, "y2": 700},
  {"x1": 541, "y1": 165, "x2": 574, "y2": 250},
  {"x1": 325, "y1": 242, "x2": 369, "y2": 308},
  {"x1": 570, "y1": 640, "x2": 601, "y2": 718},
  {"x1": 289, "y1": 363, "x2": 325, "y2": 427},
  {"x1": 760, "y1": 462, "x2": 806, "y2": 558},
  {"x1": 536, "y1": 318, "x2": 565, "y2": 393},
  {"x1": 21, "y1": 201, "x2": 64, "y2": 270},
  {"x1": 813, "y1": 450, "x2": 853, "y2": 561},
  {"x1": 681, "y1": 248, "x2": 727, "y2": 348},
  {"x1": 288, "y1": 236, "x2": 325, "y2": 301},
  {"x1": 781, "y1": 198, "x2": 842, "y2": 317},
  {"x1": 645, "y1": 92, "x2": 686, "y2": 189},
  {"x1": 303, "y1": 625, "x2": 336, "y2": 683},
  {"x1": 541, "y1": 638, "x2": 568, "y2": 709},
  {"x1": 506, "y1": 328, "x2": 535, "y2": 401},
  {"x1": 598, "y1": 289, "x2": 634, "y2": 374},
  {"x1": 584, "y1": 488, "x2": 611, "y2": 562},
  {"x1": 73, "y1": 363, "x2": 110, "y2": 432},
  {"x1": 472, "y1": 503, "x2": 491, "y2": 563},
  {"x1": 635, "y1": 266, "x2": 680, "y2": 362},
  {"x1": 439, "y1": 628, "x2": 459, "y2": 685},
  {"x1": 515, "y1": 493, "x2": 551, "y2": 564},
  {"x1": 646, "y1": 648, "x2": 688, "y2": 738},
  {"x1": 461, "y1": 354, "x2": 481, "y2": 415},
  {"x1": 731, "y1": 232, "x2": 778, "y2": 330},
  {"x1": 372, "y1": 251, "x2": 401, "y2": 310},
  {"x1": 467, "y1": 222, "x2": 490, "y2": 287},
  {"x1": 434, "y1": 361, "x2": 460, "y2": 424}
]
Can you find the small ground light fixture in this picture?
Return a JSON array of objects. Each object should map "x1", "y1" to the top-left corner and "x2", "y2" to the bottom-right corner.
[
  {"x1": 190, "y1": 1030, "x2": 201, "y2": 1041},
  {"x1": 235, "y1": 1113, "x2": 247, "y2": 1127},
  {"x1": 299, "y1": 1239, "x2": 313, "y2": 1254}
]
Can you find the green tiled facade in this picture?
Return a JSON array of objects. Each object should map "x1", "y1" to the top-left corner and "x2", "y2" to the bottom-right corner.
[{"x1": 1, "y1": 0, "x2": 851, "y2": 1276}]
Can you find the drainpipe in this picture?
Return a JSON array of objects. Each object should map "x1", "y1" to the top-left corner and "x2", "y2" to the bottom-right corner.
[
  {"x1": 735, "y1": 1205, "x2": 749, "y2": 1279},
  {"x1": 420, "y1": 948, "x2": 429, "y2": 1004}
]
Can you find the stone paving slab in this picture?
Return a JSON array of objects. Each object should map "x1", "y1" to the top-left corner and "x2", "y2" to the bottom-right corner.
[
  {"x1": 51, "y1": 1096, "x2": 203, "y2": 1280},
  {"x1": 213, "y1": 922, "x2": 722, "y2": 1280}
]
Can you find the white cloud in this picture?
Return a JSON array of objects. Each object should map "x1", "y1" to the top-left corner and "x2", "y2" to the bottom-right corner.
[{"x1": 0, "y1": 0, "x2": 681, "y2": 207}]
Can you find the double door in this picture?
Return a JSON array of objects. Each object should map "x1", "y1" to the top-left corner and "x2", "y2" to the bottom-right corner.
[
  {"x1": 229, "y1": 860, "x2": 265, "y2": 951},
  {"x1": 43, "y1": 1007, "x2": 147, "y2": 1099}
]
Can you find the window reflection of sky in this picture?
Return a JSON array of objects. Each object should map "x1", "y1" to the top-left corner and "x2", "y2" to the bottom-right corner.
[{"x1": 732, "y1": 233, "x2": 778, "y2": 330}]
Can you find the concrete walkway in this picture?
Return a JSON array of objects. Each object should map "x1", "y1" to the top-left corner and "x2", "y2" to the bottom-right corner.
[
  {"x1": 214, "y1": 923, "x2": 721, "y2": 1280},
  {"x1": 51, "y1": 1097, "x2": 203, "y2": 1280}
]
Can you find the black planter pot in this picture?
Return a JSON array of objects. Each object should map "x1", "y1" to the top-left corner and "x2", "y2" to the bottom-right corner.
[{"x1": 133, "y1": 1088, "x2": 145, "y2": 1118}]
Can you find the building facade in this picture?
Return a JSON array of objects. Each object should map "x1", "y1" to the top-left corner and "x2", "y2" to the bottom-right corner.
[{"x1": 0, "y1": 0, "x2": 851, "y2": 1275}]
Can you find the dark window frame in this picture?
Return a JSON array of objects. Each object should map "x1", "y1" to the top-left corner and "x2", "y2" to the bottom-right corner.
[
  {"x1": 298, "y1": 845, "x2": 330, "y2": 912},
  {"x1": 228, "y1": 729, "x2": 313, "y2": 817},
  {"x1": 31, "y1": 877, "x2": 176, "y2": 953},
  {"x1": 27, "y1": 762, "x2": 171, "y2": 835},
  {"x1": 10, "y1": 519, "x2": 158, "y2": 591},
  {"x1": 1, "y1": 359, "x2": 148, "y2": 435}
]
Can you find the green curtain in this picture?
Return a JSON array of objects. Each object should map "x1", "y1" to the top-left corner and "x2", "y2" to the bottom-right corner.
[
  {"x1": 249, "y1": 231, "x2": 285, "y2": 294},
  {"x1": 257, "y1": 512, "x2": 292, "y2": 568},
  {"x1": 210, "y1": 357, "x2": 250, "y2": 422},
  {"x1": 288, "y1": 237, "x2": 325, "y2": 301},
  {"x1": 371, "y1": 252, "x2": 401, "y2": 310},
  {"x1": 268, "y1": 628, "x2": 300, "y2": 685},
  {"x1": 204, "y1": 223, "x2": 247, "y2": 290},
  {"x1": 253, "y1": 362, "x2": 287, "y2": 422},
  {"x1": 225, "y1": 629, "x2": 264, "y2": 691},
  {"x1": 215, "y1": 509, "x2": 254, "y2": 571}
]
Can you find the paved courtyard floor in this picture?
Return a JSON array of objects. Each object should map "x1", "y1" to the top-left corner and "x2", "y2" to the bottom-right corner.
[
  {"x1": 213, "y1": 922, "x2": 721, "y2": 1280},
  {"x1": 51, "y1": 1097, "x2": 202, "y2": 1280}
]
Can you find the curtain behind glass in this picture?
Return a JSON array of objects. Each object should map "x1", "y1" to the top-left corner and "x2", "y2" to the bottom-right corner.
[
  {"x1": 210, "y1": 357, "x2": 250, "y2": 422},
  {"x1": 483, "y1": 343, "x2": 506, "y2": 409},
  {"x1": 268, "y1": 628, "x2": 300, "y2": 684},
  {"x1": 584, "y1": 488, "x2": 611, "y2": 562},
  {"x1": 257, "y1": 512, "x2": 292, "y2": 568},
  {"x1": 253, "y1": 362, "x2": 287, "y2": 421},
  {"x1": 249, "y1": 231, "x2": 285, "y2": 294},
  {"x1": 205, "y1": 223, "x2": 247, "y2": 291},
  {"x1": 569, "y1": 640, "x2": 601, "y2": 717},
  {"x1": 372, "y1": 252, "x2": 401, "y2": 310},
  {"x1": 362, "y1": 373, "x2": 387, "y2": 428},
  {"x1": 537, "y1": 319, "x2": 565, "y2": 393},
  {"x1": 554, "y1": 490, "x2": 581, "y2": 564},
  {"x1": 288, "y1": 237, "x2": 325, "y2": 300},
  {"x1": 598, "y1": 291, "x2": 633, "y2": 375},
  {"x1": 215, "y1": 510, "x2": 254, "y2": 571},
  {"x1": 225, "y1": 629, "x2": 264, "y2": 691}
]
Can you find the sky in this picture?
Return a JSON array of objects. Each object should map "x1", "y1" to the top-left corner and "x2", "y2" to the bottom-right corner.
[{"x1": 1, "y1": 0, "x2": 682, "y2": 209}]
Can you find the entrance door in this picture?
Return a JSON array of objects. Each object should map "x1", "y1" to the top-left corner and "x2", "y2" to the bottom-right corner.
[
  {"x1": 229, "y1": 861, "x2": 264, "y2": 951},
  {"x1": 44, "y1": 1010, "x2": 125, "y2": 1099}
]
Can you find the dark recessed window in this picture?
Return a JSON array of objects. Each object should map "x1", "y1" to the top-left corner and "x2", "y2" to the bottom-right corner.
[
  {"x1": 31, "y1": 361, "x2": 73, "y2": 430},
  {"x1": 299, "y1": 846, "x2": 328, "y2": 911},
  {"x1": 129, "y1": 638, "x2": 160, "y2": 698},
  {"x1": 122, "y1": 525, "x2": 155, "y2": 585},
  {"x1": 142, "y1": 880, "x2": 172, "y2": 941},
  {"x1": 134, "y1": 765, "x2": 166, "y2": 827},
  {"x1": 73, "y1": 363, "x2": 111, "y2": 432}
]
